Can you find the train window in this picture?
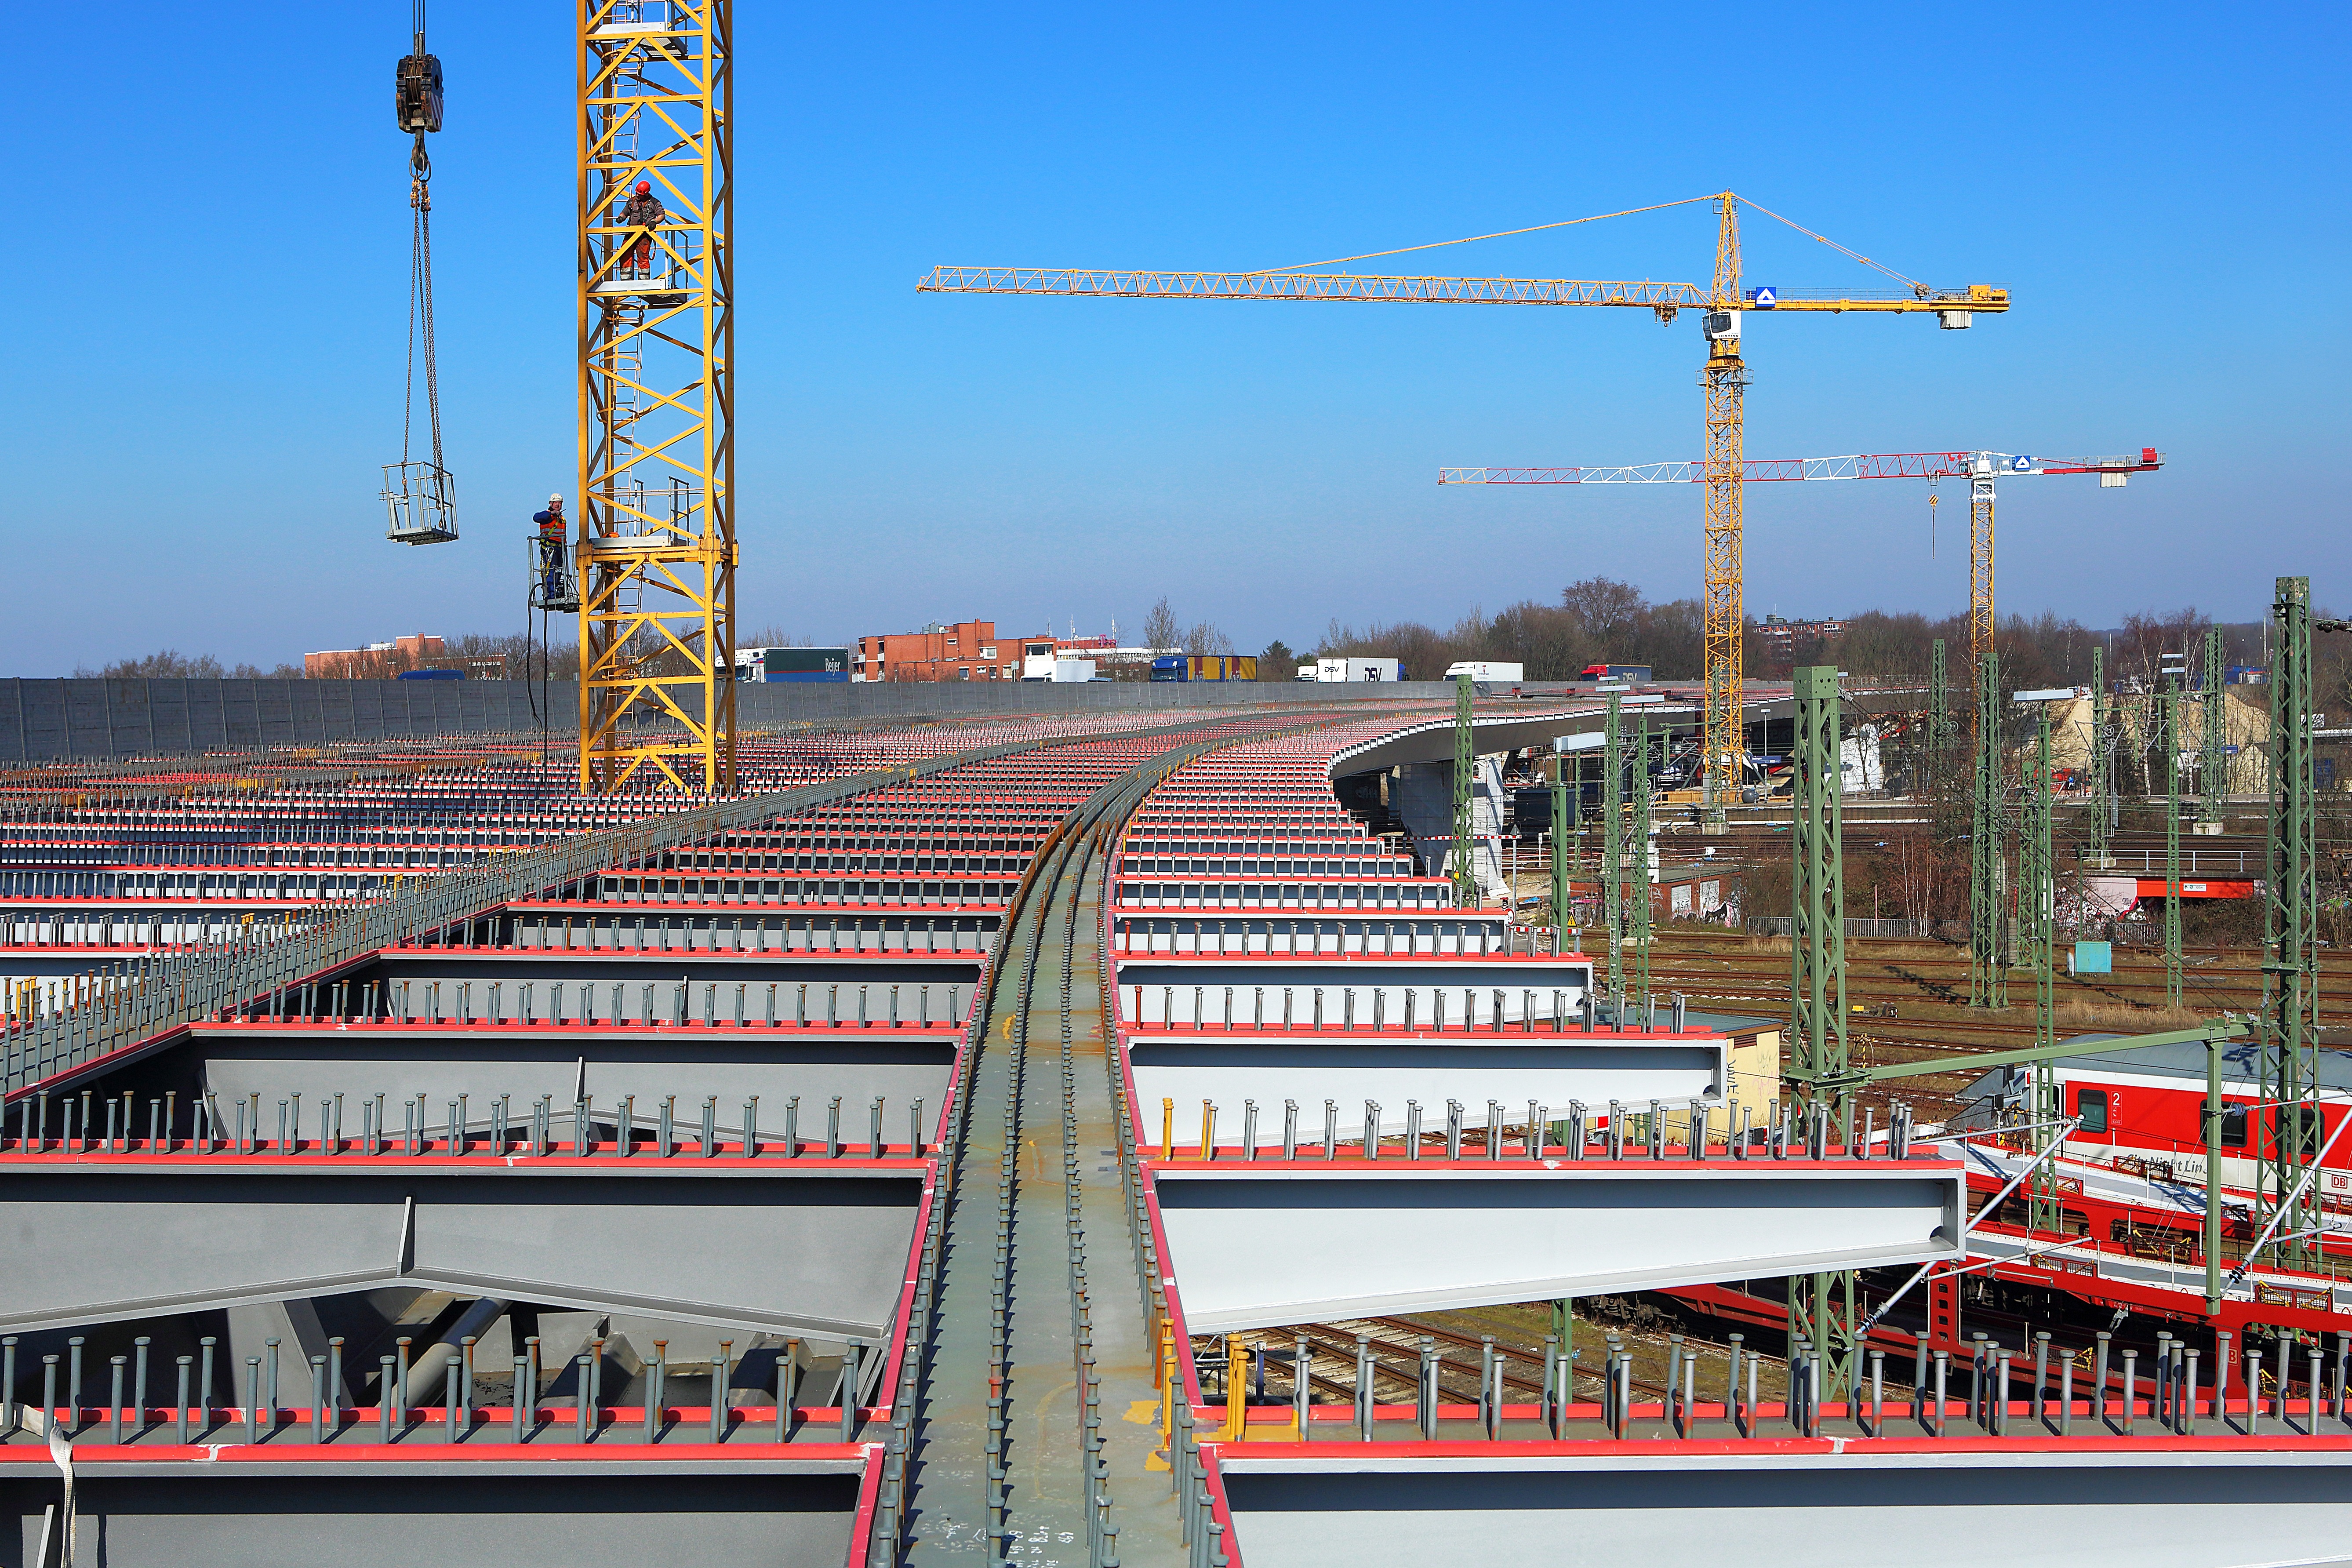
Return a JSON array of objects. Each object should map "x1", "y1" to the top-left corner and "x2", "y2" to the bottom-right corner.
[
  {"x1": 2203, "y1": 1099, "x2": 2249, "y2": 1149},
  {"x1": 2076, "y1": 1088, "x2": 2109, "y2": 1135}
]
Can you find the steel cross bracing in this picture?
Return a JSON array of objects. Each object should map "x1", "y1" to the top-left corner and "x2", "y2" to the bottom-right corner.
[{"x1": 576, "y1": 0, "x2": 736, "y2": 793}]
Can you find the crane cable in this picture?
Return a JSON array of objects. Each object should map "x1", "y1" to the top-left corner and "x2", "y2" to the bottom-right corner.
[{"x1": 400, "y1": 0, "x2": 444, "y2": 480}]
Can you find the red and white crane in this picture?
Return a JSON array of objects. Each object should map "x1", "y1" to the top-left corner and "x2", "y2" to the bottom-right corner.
[{"x1": 1441, "y1": 447, "x2": 2165, "y2": 670}]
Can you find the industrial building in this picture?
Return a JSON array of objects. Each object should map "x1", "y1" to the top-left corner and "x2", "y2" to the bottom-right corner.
[{"x1": 852, "y1": 619, "x2": 1015, "y2": 683}]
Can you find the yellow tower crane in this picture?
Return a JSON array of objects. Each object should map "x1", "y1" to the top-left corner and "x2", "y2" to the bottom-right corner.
[
  {"x1": 575, "y1": 0, "x2": 735, "y2": 794},
  {"x1": 920, "y1": 194, "x2": 2006, "y2": 820}
]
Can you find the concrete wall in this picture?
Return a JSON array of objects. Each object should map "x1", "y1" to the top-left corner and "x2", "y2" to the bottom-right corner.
[
  {"x1": 1389, "y1": 757, "x2": 1507, "y2": 900},
  {"x1": 0, "y1": 678, "x2": 1471, "y2": 760}
]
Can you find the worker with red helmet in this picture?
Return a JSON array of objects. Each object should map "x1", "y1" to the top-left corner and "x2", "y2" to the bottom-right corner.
[{"x1": 619, "y1": 178, "x2": 665, "y2": 280}]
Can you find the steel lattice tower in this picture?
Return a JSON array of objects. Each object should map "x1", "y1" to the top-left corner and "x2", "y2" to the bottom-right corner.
[
  {"x1": 2164, "y1": 680, "x2": 2184, "y2": 1007},
  {"x1": 1451, "y1": 674, "x2": 1476, "y2": 907},
  {"x1": 1785, "y1": 666, "x2": 1855, "y2": 1394},
  {"x1": 1927, "y1": 637, "x2": 1948, "y2": 791},
  {"x1": 2202, "y1": 625, "x2": 2229, "y2": 827},
  {"x1": 1602, "y1": 691, "x2": 1624, "y2": 1001},
  {"x1": 1700, "y1": 196, "x2": 1748, "y2": 829},
  {"x1": 1630, "y1": 713, "x2": 1654, "y2": 1003},
  {"x1": 1967, "y1": 460, "x2": 1996, "y2": 674},
  {"x1": 2262, "y1": 577, "x2": 2323, "y2": 1270},
  {"x1": 2021, "y1": 706, "x2": 2062, "y2": 1232},
  {"x1": 1549, "y1": 766, "x2": 1570, "y2": 939},
  {"x1": 576, "y1": 0, "x2": 735, "y2": 793},
  {"x1": 2088, "y1": 645, "x2": 2112, "y2": 868},
  {"x1": 1970, "y1": 649, "x2": 2007, "y2": 1007}
]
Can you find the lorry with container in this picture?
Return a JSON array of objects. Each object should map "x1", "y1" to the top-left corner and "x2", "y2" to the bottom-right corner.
[
  {"x1": 1578, "y1": 663, "x2": 1653, "y2": 683},
  {"x1": 736, "y1": 647, "x2": 851, "y2": 683},
  {"x1": 1443, "y1": 661, "x2": 1525, "y2": 682},
  {"x1": 1149, "y1": 655, "x2": 1259, "y2": 682},
  {"x1": 1309, "y1": 657, "x2": 1402, "y2": 683}
]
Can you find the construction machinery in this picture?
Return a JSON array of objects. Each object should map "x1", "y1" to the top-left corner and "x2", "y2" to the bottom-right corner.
[
  {"x1": 382, "y1": 0, "x2": 456, "y2": 546},
  {"x1": 575, "y1": 0, "x2": 735, "y2": 794},
  {"x1": 920, "y1": 192, "x2": 2007, "y2": 823}
]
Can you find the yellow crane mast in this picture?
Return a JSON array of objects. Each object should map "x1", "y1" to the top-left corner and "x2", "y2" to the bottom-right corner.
[
  {"x1": 920, "y1": 193, "x2": 2007, "y2": 820},
  {"x1": 575, "y1": 0, "x2": 735, "y2": 794}
]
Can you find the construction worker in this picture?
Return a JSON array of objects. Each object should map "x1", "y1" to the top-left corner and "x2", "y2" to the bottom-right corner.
[
  {"x1": 533, "y1": 493, "x2": 568, "y2": 605},
  {"x1": 619, "y1": 179, "x2": 665, "y2": 280}
]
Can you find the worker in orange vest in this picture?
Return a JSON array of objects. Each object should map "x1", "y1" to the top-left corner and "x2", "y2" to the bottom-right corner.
[
  {"x1": 533, "y1": 494, "x2": 567, "y2": 604},
  {"x1": 619, "y1": 179, "x2": 665, "y2": 280}
]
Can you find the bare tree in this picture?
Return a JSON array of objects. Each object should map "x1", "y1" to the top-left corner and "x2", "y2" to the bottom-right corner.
[
  {"x1": 1141, "y1": 597, "x2": 1181, "y2": 652},
  {"x1": 1182, "y1": 621, "x2": 1235, "y2": 656},
  {"x1": 1560, "y1": 577, "x2": 1646, "y2": 643}
]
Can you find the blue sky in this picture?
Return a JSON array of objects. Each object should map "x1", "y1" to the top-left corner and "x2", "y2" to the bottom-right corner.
[{"x1": 9, "y1": 0, "x2": 2344, "y2": 673}]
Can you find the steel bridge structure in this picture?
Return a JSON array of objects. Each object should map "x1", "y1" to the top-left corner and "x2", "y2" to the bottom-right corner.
[{"x1": 0, "y1": 693, "x2": 2345, "y2": 1566}]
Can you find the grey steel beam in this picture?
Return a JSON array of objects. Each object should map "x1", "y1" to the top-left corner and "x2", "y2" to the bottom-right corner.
[
  {"x1": 1156, "y1": 1162, "x2": 1963, "y2": 1332},
  {"x1": 1219, "y1": 1449, "x2": 2352, "y2": 1568},
  {"x1": 3, "y1": 1466, "x2": 861, "y2": 1567},
  {"x1": 1132, "y1": 1036, "x2": 1723, "y2": 1147},
  {"x1": 165, "y1": 1023, "x2": 958, "y2": 1137},
  {"x1": 0, "y1": 1159, "x2": 921, "y2": 1339},
  {"x1": 1117, "y1": 964, "x2": 1592, "y2": 1036}
]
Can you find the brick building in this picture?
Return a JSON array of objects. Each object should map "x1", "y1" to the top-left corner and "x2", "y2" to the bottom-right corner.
[
  {"x1": 852, "y1": 619, "x2": 1020, "y2": 682},
  {"x1": 304, "y1": 634, "x2": 447, "y2": 679},
  {"x1": 1753, "y1": 615, "x2": 1847, "y2": 658}
]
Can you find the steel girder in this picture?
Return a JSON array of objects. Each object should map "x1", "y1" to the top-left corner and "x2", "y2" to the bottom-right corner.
[{"x1": 0, "y1": 1156, "x2": 923, "y2": 1339}]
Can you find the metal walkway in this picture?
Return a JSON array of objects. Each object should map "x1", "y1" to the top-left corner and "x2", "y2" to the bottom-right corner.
[{"x1": 907, "y1": 733, "x2": 1261, "y2": 1566}]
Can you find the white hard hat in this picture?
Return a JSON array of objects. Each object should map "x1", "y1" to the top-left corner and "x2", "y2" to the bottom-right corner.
[{"x1": 549, "y1": 492, "x2": 564, "y2": 505}]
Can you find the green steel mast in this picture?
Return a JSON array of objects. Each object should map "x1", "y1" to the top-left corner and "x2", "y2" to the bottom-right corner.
[
  {"x1": 2201, "y1": 625, "x2": 2228, "y2": 830},
  {"x1": 1603, "y1": 691, "x2": 1624, "y2": 1001},
  {"x1": 1785, "y1": 666, "x2": 1855, "y2": 1395},
  {"x1": 2021, "y1": 703, "x2": 2061, "y2": 1232},
  {"x1": 2263, "y1": 577, "x2": 2325, "y2": 1270},
  {"x1": 1549, "y1": 759, "x2": 1570, "y2": 942},
  {"x1": 2164, "y1": 678, "x2": 2183, "y2": 1008},
  {"x1": 1631, "y1": 713, "x2": 1654, "y2": 1005},
  {"x1": 1928, "y1": 637, "x2": 1948, "y2": 791},
  {"x1": 1970, "y1": 648, "x2": 2007, "y2": 1007},
  {"x1": 2088, "y1": 645, "x2": 2112, "y2": 868},
  {"x1": 1452, "y1": 673, "x2": 1477, "y2": 909}
]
